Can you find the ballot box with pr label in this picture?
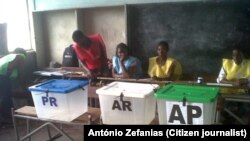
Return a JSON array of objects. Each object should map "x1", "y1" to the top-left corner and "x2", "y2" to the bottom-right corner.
[{"x1": 29, "y1": 79, "x2": 89, "y2": 121}]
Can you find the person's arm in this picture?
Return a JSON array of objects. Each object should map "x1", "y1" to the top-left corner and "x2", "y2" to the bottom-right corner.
[
  {"x1": 164, "y1": 61, "x2": 176, "y2": 80},
  {"x1": 217, "y1": 67, "x2": 226, "y2": 83},
  {"x1": 119, "y1": 59, "x2": 132, "y2": 78},
  {"x1": 112, "y1": 60, "x2": 137, "y2": 79},
  {"x1": 9, "y1": 55, "x2": 27, "y2": 92},
  {"x1": 7, "y1": 55, "x2": 23, "y2": 77},
  {"x1": 217, "y1": 67, "x2": 237, "y2": 85},
  {"x1": 148, "y1": 57, "x2": 154, "y2": 78},
  {"x1": 220, "y1": 76, "x2": 248, "y2": 86},
  {"x1": 112, "y1": 67, "x2": 125, "y2": 78},
  {"x1": 217, "y1": 67, "x2": 248, "y2": 86},
  {"x1": 99, "y1": 43, "x2": 109, "y2": 75},
  {"x1": 79, "y1": 61, "x2": 92, "y2": 78}
]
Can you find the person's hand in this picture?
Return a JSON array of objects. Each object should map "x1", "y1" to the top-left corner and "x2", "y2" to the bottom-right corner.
[
  {"x1": 90, "y1": 71, "x2": 102, "y2": 79},
  {"x1": 234, "y1": 78, "x2": 248, "y2": 86},
  {"x1": 151, "y1": 76, "x2": 157, "y2": 80},
  {"x1": 119, "y1": 56, "x2": 126, "y2": 62},
  {"x1": 239, "y1": 78, "x2": 249, "y2": 86},
  {"x1": 86, "y1": 71, "x2": 93, "y2": 79},
  {"x1": 87, "y1": 74, "x2": 92, "y2": 80},
  {"x1": 107, "y1": 59, "x2": 112, "y2": 69}
]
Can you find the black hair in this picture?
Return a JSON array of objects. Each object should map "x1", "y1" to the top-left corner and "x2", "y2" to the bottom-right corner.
[
  {"x1": 232, "y1": 45, "x2": 245, "y2": 56},
  {"x1": 157, "y1": 41, "x2": 169, "y2": 52},
  {"x1": 232, "y1": 46, "x2": 242, "y2": 52},
  {"x1": 116, "y1": 43, "x2": 129, "y2": 56},
  {"x1": 13, "y1": 48, "x2": 27, "y2": 56},
  {"x1": 72, "y1": 30, "x2": 85, "y2": 42}
]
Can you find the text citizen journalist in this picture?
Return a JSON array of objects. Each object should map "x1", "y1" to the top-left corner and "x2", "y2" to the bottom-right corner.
[{"x1": 166, "y1": 129, "x2": 245, "y2": 138}]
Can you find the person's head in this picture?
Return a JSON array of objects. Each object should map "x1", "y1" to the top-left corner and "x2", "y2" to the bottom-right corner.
[
  {"x1": 72, "y1": 30, "x2": 90, "y2": 47},
  {"x1": 116, "y1": 43, "x2": 129, "y2": 60},
  {"x1": 157, "y1": 41, "x2": 169, "y2": 57},
  {"x1": 11, "y1": 48, "x2": 26, "y2": 69},
  {"x1": 13, "y1": 47, "x2": 27, "y2": 57},
  {"x1": 8, "y1": 54, "x2": 25, "y2": 70},
  {"x1": 232, "y1": 46, "x2": 244, "y2": 65}
]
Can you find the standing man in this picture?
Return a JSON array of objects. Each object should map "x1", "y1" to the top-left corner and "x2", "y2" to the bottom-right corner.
[
  {"x1": 0, "y1": 48, "x2": 26, "y2": 127},
  {"x1": 72, "y1": 30, "x2": 109, "y2": 78}
]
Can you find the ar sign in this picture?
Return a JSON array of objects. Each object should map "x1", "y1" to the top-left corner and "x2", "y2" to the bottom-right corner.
[
  {"x1": 112, "y1": 92, "x2": 132, "y2": 111},
  {"x1": 166, "y1": 101, "x2": 203, "y2": 124}
]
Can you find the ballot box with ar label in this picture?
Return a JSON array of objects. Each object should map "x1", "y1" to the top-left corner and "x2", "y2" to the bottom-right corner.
[
  {"x1": 96, "y1": 82, "x2": 159, "y2": 124},
  {"x1": 155, "y1": 84, "x2": 219, "y2": 125},
  {"x1": 29, "y1": 79, "x2": 89, "y2": 121}
]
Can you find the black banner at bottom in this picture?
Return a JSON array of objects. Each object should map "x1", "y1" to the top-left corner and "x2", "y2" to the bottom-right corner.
[{"x1": 84, "y1": 125, "x2": 249, "y2": 140}]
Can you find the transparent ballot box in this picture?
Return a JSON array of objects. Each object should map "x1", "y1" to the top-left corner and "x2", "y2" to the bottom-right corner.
[
  {"x1": 155, "y1": 84, "x2": 219, "y2": 125},
  {"x1": 29, "y1": 79, "x2": 89, "y2": 121},
  {"x1": 96, "y1": 82, "x2": 159, "y2": 124}
]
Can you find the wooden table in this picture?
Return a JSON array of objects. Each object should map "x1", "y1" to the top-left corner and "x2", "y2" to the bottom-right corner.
[
  {"x1": 12, "y1": 106, "x2": 101, "y2": 141},
  {"x1": 33, "y1": 67, "x2": 89, "y2": 79},
  {"x1": 97, "y1": 77, "x2": 171, "y2": 85}
]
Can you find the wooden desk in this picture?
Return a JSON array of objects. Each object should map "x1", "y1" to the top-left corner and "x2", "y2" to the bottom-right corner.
[
  {"x1": 33, "y1": 67, "x2": 88, "y2": 79},
  {"x1": 97, "y1": 77, "x2": 171, "y2": 85},
  {"x1": 173, "y1": 80, "x2": 250, "y2": 89},
  {"x1": 12, "y1": 106, "x2": 101, "y2": 141},
  {"x1": 219, "y1": 94, "x2": 250, "y2": 124}
]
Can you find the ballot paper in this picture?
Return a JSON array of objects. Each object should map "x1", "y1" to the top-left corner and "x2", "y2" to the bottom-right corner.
[
  {"x1": 206, "y1": 83, "x2": 233, "y2": 87},
  {"x1": 33, "y1": 71, "x2": 64, "y2": 76}
]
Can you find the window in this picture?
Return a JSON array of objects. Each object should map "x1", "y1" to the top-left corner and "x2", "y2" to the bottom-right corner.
[{"x1": 0, "y1": 0, "x2": 31, "y2": 52}]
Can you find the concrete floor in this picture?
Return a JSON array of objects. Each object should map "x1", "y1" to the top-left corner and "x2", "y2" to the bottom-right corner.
[{"x1": 0, "y1": 119, "x2": 84, "y2": 141}]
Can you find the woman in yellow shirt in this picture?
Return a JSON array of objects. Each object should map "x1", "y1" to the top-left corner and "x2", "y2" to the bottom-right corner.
[
  {"x1": 217, "y1": 46, "x2": 250, "y2": 124},
  {"x1": 148, "y1": 41, "x2": 182, "y2": 81},
  {"x1": 217, "y1": 47, "x2": 250, "y2": 87},
  {"x1": 217, "y1": 47, "x2": 250, "y2": 94}
]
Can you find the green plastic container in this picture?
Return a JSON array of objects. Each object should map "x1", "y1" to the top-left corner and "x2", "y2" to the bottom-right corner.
[
  {"x1": 155, "y1": 84, "x2": 219, "y2": 103},
  {"x1": 155, "y1": 84, "x2": 219, "y2": 125}
]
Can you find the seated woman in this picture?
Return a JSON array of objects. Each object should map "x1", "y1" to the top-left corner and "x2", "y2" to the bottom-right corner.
[
  {"x1": 112, "y1": 43, "x2": 143, "y2": 79},
  {"x1": 217, "y1": 46, "x2": 250, "y2": 124},
  {"x1": 148, "y1": 41, "x2": 182, "y2": 81},
  {"x1": 217, "y1": 46, "x2": 250, "y2": 87}
]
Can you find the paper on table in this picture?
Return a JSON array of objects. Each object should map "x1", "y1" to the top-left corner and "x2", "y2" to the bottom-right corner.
[
  {"x1": 206, "y1": 83, "x2": 233, "y2": 87},
  {"x1": 50, "y1": 72, "x2": 64, "y2": 76},
  {"x1": 34, "y1": 71, "x2": 64, "y2": 76}
]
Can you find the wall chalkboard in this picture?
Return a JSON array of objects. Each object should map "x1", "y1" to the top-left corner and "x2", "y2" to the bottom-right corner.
[{"x1": 127, "y1": 1, "x2": 250, "y2": 78}]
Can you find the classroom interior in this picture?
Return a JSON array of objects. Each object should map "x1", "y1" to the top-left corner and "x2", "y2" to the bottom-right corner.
[{"x1": 1, "y1": 0, "x2": 250, "y2": 140}]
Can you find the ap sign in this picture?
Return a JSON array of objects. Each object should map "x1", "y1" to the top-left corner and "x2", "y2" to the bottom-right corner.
[{"x1": 166, "y1": 101, "x2": 203, "y2": 125}]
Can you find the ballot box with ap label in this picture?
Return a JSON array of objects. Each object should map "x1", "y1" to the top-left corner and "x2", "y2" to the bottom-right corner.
[
  {"x1": 155, "y1": 84, "x2": 219, "y2": 125},
  {"x1": 96, "y1": 82, "x2": 159, "y2": 124},
  {"x1": 29, "y1": 79, "x2": 89, "y2": 121}
]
